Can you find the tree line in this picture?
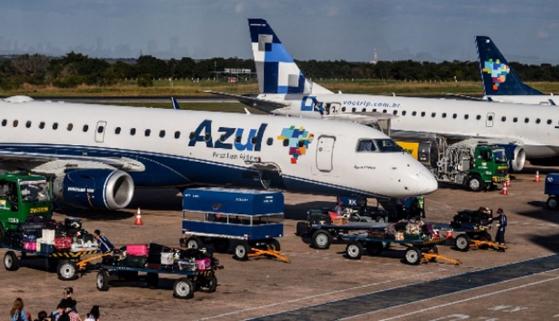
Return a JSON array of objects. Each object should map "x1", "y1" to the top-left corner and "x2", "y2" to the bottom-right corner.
[{"x1": 0, "y1": 52, "x2": 558, "y2": 89}]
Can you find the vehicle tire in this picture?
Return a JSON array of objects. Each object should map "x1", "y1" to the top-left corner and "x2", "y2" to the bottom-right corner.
[
  {"x1": 199, "y1": 274, "x2": 218, "y2": 293},
  {"x1": 96, "y1": 270, "x2": 110, "y2": 291},
  {"x1": 366, "y1": 242, "x2": 384, "y2": 256},
  {"x1": 345, "y1": 242, "x2": 363, "y2": 260},
  {"x1": 454, "y1": 234, "x2": 470, "y2": 252},
  {"x1": 547, "y1": 197, "x2": 558, "y2": 210},
  {"x1": 311, "y1": 230, "x2": 332, "y2": 250},
  {"x1": 268, "y1": 239, "x2": 281, "y2": 251},
  {"x1": 3, "y1": 251, "x2": 19, "y2": 271},
  {"x1": 185, "y1": 237, "x2": 203, "y2": 250},
  {"x1": 173, "y1": 278, "x2": 194, "y2": 299},
  {"x1": 146, "y1": 272, "x2": 159, "y2": 288},
  {"x1": 467, "y1": 176, "x2": 484, "y2": 192},
  {"x1": 404, "y1": 247, "x2": 421, "y2": 265},
  {"x1": 57, "y1": 260, "x2": 78, "y2": 281},
  {"x1": 233, "y1": 242, "x2": 250, "y2": 261},
  {"x1": 296, "y1": 222, "x2": 310, "y2": 237}
]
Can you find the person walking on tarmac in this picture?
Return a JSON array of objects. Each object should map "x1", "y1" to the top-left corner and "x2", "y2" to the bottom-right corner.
[
  {"x1": 494, "y1": 208, "x2": 508, "y2": 249},
  {"x1": 93, "y1": 229, "x2": 114, "y2": 253}
]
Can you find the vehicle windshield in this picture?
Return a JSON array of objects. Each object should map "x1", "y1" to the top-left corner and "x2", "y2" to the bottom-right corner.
[
  {"x1": 493, "y1": 149, "x2": 507, "y2": 163},
  {"x1": 20, "y1": 180, "x2": 50, "y2": 202},
  {"x1": 375, "y1": 139, "x2": 403, "y2": 152}
]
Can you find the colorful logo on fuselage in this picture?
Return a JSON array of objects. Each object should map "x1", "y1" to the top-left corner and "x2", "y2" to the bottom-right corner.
[
  {"x1": 277, "y1": 126, "x2": 314, "y2": 164},
  {"x1": 482, "y1": 59, "x2": 510, "y2": 91}
]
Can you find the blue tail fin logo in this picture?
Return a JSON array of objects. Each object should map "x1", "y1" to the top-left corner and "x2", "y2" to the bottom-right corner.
[{"x1": 476, "y1": 36, "x2": 542, "y2": 96}]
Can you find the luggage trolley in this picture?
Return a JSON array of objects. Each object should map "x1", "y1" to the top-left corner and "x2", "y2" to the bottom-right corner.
[{"x1": 180, "y1": 188, "x2": 286, "y2": 261}]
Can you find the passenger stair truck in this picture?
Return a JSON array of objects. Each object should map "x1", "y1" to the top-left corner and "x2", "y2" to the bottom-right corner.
[{"x1": 395, "y1": 136, "x2": 509, "y2": 191}]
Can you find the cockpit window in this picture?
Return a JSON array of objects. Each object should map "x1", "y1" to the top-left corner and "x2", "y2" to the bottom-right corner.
[
  {"x1": 356, "y1": 139, "x2": 377, "y2": 152},
  {"x1": 375, "y1": 139, "x2": 402, "y2": 152}
]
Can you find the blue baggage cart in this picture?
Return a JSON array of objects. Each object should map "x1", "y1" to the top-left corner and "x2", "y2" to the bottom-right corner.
[
  {"x1": 180, "y1": 188, "x2": 284, "y2": 260},
  {"x1": 545, "y1": 173, "x2": 559, "y2": 209}
]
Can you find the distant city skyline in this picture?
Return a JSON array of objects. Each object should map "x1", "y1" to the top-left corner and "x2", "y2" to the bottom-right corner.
[{"x1": 1, "y1": 0, "x2": 558, "y2": 64}]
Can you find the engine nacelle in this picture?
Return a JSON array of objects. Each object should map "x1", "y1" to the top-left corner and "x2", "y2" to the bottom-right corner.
[
  {"x1": 54, "y1": 169, "x2": 135, "y2": 210},
  {"x1": 511, "y1": 146, "x2": 526, "y2": 172}
]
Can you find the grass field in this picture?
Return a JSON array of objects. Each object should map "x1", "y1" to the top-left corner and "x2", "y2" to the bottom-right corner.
[{"x1": 2, "y1": 79, "x2": 559, "y2": 97}]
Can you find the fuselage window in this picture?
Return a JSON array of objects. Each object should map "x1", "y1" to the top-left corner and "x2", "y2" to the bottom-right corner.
[
  {"x1": 402, "y1": 111, "x2": 407, "y2": 116},
  {"x1": 393, "y1": 110, "x2": 398, "y2": 115},
  {"x1": 372, "y1": 109, "x2": 377, "y2": 112},
  {"x1": 547, "y1": 119, "x2": 553, "y2": 125},
  {"x1": 420, "y1": 112, "x2": 426, "y2": 117},
  {"x1": 524, "y1": 117, "x2": 529, "y2": 123},
  {"x1": 115, "y1": 127, "x2": 121, "y2": 134},
  {"x1": 488, "y1": 115, "x2": 493, "y2": 121},
  {"x1": 356, "y1": 139, "x2": 377, "y2": 152},
  {"x1": 159, "y1": 130, "x2": 165, "y2": 138},
  {"x1": 352, "y1": 108, "x2": 356, "y2": 113},
  {"x1": 536, "y1": 118, "x2": 541, "y2": 124},
  {"x1": 442, "y1": 113, "x2": 447, "y2": 118},
  {"x1": 52, "y1": 122, "x2": 58, "y2": 130},
  {"x1": 145, "y1": 129, "x2": 151, "y2": 137},
  {"x1": 341, "y1": 107, "x2": 346, "y2": 112},
  {"x1": 431, "y1": 112, "x2": 436, "y2": 118},
  {"x1": 383, "y1": 109, "x2": 387, "y2": 113},
  {"x1": 476, "y1": 115, "x2": 481, "y2": 120},
  {"x1": 97, "y1": 126, "x2": 104, "y2": 133},
  {"x1": 39, "y1": 122, "x2": 45, "y2": 129},
  {"x1": 266, "y1": 137, "x2": 274, "y2": 146},
  {"x1": 174, "y1": 131, "x2": 180, "y2": 139},
  {"x1": 282, "y1": 139, "x2": 289, "y2": 147},
  {"x1": 83, "y1": 124, "x2": 89, "y2": 132},
  {"x1": 452, "y1": 114, "x2": 457, "y2": 119},
  {"x1": 375, "y1": 139, "x2": 403, "y2": 152},
  {"x1": 25, "y1": 121, "x2": 31, "y2": 128},
  {"x1": 362, "y1": 108, "x2": 366, "y2": 112},
  {"x1": 130, "y1": 128, "x2": 137, "y2": 136},
  {"x1": 513, "y1": 117, "x2": 518, "y2": 123},
  {"x1": 13, "y1": 120, "x2": 18, "y2": 127},
  {"x1": 464, "y1": 114, "x2": 469, "y2": 120},
  {"x1": 1, "y1": 119, "x2": 6, "y2": 126},
  {"x1": 412, "y1": 111, "x2": 417, "y2": 116},
  {"x1": 501, "y1": 116, "x2": 506, "y2": 122},
  {"x1": 67, "y1": 123, "x2": 73, "y2": 131}
]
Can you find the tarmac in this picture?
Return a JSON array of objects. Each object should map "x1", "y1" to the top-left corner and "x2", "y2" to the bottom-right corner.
[{"x1": 1, "y1": 167, "x2": 558, "y2": 321}]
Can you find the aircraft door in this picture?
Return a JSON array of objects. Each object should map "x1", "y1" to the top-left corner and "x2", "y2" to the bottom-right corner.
[
  {"x1": 316, "y1": 136, "x2": 335, "y2": 172},
  {"x1": 95, "y1": 121, "x2": 107, "y2": 143},
  {"x1": 486, "y1": 112, "x2": 494, "y2": 127}
]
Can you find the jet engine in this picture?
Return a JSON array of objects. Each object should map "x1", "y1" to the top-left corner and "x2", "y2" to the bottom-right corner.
[
  {"x1": 511, "y1": 146, "x2": 526, "y2": 172},
  {"x1": 54, "y1": 169, "x2": 135, "y2": 210}
]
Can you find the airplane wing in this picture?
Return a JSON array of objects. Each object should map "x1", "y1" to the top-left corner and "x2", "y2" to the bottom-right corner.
[
  {"x1": 322, "y1": 112, "x2": 396, "y2": 125},
  {"x1": 444, "y1": 93, "x2": 488, "y2": 102},
  {"x1": 203, "y1": 90, "x2": 289, "y2": 113}
]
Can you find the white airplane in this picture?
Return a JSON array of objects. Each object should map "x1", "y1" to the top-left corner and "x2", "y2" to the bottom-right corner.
[
  {"x1": 0, "y1": 95, "x2": 436, "y2": 211},
  {"x1": 209, "y1": 18, "x2": 559, "y2": 171},
  {"x1": 475, "y1": 35, "x2": 556, "y2": 106}
]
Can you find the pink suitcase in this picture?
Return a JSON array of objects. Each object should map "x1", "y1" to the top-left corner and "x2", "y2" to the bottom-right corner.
[
  {"x1": 126, "y1": 244, "x2": 148, "y2": 256},
  {"x1": 195, "y1": 258, "x2": 211, "y2": 271},
  {"x1": 23, "y1": 241, "x2": 37, "y2": 252}
]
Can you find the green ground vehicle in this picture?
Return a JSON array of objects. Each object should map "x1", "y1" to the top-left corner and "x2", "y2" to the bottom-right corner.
[
  {"x1": 396, "y1": 136, "x2": 509, "y2": 191},
  {"x1": 0, "y1": 172, "x2": 53, "y2": 239}
]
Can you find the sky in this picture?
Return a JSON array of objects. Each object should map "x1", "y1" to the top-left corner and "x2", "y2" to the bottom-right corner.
[{"x1": 0, "y1": 0, "x2": 558, "y2": 64}]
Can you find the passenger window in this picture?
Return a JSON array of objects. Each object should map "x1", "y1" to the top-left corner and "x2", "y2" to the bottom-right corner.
[
  {"x1": 547, "y1": 119, "x2": 552, "y2": 125},
  {"x1": 464, "y1": 114, "x2": 469, "y2": 120},
  {"x1": 536, "y1": 118, "x2": 541, "y2": 124},
  {"x1": 115, "y1": 127, "x2": 121, "y2": 134},
  {"x1": 267, "y1": 137, "x2": 273, "y2": 146},
  {"x1": 25, "y1": 121, "x2": 31, "y2": 128},
  {"x1": 420, "y1": 112, "x2": 425, "y2": 117},
  {"x1": 362, "y1": 108, "x2": 366, "y2": 112},
  {"x1": 452, "y1": 114, "x2": 457, "y2": 119},
  {"x1": 442, "y1": 113, "x2": 447, "y2": 118},
  {"x1": 174, "y1": 131, "x2": 180, "y2": 139},
  {"x1": 402, "y1": 111, "x2": 407, "y2": 116},
  {"x1": 97, "y1": 126, "x2": 104, "y2": 133},
  {"x1": 83, "y1": 124, "x2": 89, "y2": 132},
  {"x1": 352, "y1": 108, "x2": 356, "y2": 113},
  {"x1": 13, "y1": 120, "x2": 18, "y2": 127},
  {"x1": 524, "y1": 117, "x2": 529, "y2": 123},
  {"x1": 373, "y1": 109, "x2": 377, "y2": 112},
  {"x1": 67, "y1": 123, "x2": 73, "y2": 131},
  {"x1": 383, "y1": 109, "x2": 387, "y2": 113},
  {"x1": 341, "y1": 107, "x2": 346, "y2": 112},
  {"x1": 501, "y1": 116, "x2": 506, "y2": 122},
  {"x1": 159, "y1": 130, "x2": 165, "y2": 138},
  {"x1": 476, "y1": 115, "x2": 481, "y2": 120},
  {"x1": 412, "y1": 111, "x2": 417, "y2": 116},
  {"x1": 488, "y1": 115, "x2": 493, "y2": 121},
  {"x1": 39, "y1": 122, "x2": 45, "y2": 129},
  {"x1": 431, "y1": 112, "x2": 436, "y2": 118},
  {"x1": 130, "y1": 128, "x2": 136, "y2": 136},
  {"x1": 1, "y1": 119, "x2": 6, "y2": 126},
  {"x1": 145, "y1": 129, "x2": 151, "y2": 137},
  {"x1": 513, "y1": 117, "x2": 518, "y2": 123},
  {"x1": 52, "y1": 122, "x2": 58, "y2": 130},
  {"x1": 282, "y1": 139, "x2": 289, "y2": 147},
  {"x1": 393, "y1": 110, "x2": 398, "y2": 115},
  {"x1": 356, "y1": 139, "x2": 376, "y2": 152}
]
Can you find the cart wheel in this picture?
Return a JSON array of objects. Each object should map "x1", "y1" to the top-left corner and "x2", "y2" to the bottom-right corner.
[
  {"x1": 233, "y1": 242, "x2": 250, "y2": 261},
  {"x1": 186, "y1": 237, "x2": 204, "y2": 250},
  {"x1": 57, "y1": 260, "x2": 78, "y2": 281},
  {"x1": 547, "y1": 197, "x2": 558, "y2": 210},
  {"x1": 455, "y1": 234, "x2": 470, "y2": 252},
  {"x1": 345, "y1": 242, "x2": 363, "y2": 260},
  {"x1": 311, "y1": 230, "x2": 332, "y2": 250},
  {"x1": 199, "y1": 274, "x2": 218, "y2": 293},
  {"x1": 404, "y1": 247, "x2": 421, "y2": 265},
  {"x1": 96, "y1": 270, "x2": 110, "y2": 291},
  {"x1": 3, "y1": 251, "x2": 19, "y2": 271},
  {"x1": 366, "y1": 242, "x2": 384, "y2": 256},
  {"x1": 146, "y1": 272, "x2": 159, "y2": 288},
  {"x1": 173, "y1": 278, "x2": 194, "y2": 299},
  {"x1": 268, "y1": 239, "x2": 281, "y2": 251}
]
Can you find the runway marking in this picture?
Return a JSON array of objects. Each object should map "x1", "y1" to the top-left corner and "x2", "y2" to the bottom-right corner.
[{"x1": 374, "y1": 273, "x2": 559, "y2": 321}]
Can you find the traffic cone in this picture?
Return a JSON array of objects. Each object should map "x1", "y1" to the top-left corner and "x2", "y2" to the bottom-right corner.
[
  {"x1": 134, "y1": 207, "x2": 143, "y2": 226},
  {"x1": 535, "y1": 171, "x2": 541, "y2": 183},
  {"x1": 500, "y1": 184, "x2": 509, "y2": 196}
]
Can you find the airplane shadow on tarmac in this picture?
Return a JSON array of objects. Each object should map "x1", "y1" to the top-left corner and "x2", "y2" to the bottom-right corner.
[
  {"x1": 517, "y1": 200, "x2": 559, "y2": 253},
  {"x1": 284, "y1": 201, "x2": 334, "y2": 220}
]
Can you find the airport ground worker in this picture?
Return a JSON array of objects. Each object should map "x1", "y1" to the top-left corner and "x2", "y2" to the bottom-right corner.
[
  {"x1": 494, "y1": 208, "x2": 508, "y2": 248},
  {"x1": 93, "y1": 229, "x2": 114, "y2": 253}
]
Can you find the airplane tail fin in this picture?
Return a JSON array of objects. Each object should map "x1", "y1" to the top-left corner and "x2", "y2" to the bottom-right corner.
[
  {"x1": 248, "y1": 18, "x2": 331, "y2": 95},
  {"x1": 475, "y1": 35, "x2": 542, "y2": 96}
]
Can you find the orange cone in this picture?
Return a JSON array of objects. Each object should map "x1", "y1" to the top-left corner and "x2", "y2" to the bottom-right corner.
[
  {"x1": 134, "y1": 207, "x2": 143, "y2": 226},
  {"x1": 500, "y1": 184, "x2": 509, "y2": 196},
  {"x1": 535, "y1": 171, "x2": 541, "y2": 183}
]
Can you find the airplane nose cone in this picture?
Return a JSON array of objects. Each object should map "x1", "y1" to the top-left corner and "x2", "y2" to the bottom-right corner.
[{"x1": 399, "y1": 154, "x2": 438, "y2": 197}]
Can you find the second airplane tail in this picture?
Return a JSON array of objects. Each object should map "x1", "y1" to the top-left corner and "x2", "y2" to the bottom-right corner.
[
  {"x1": 248, "y1": 18, "x2": 331, "y2": 96},
  {"x1": 475, "y1": 35, "x2": 542, "y2": 96}
]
